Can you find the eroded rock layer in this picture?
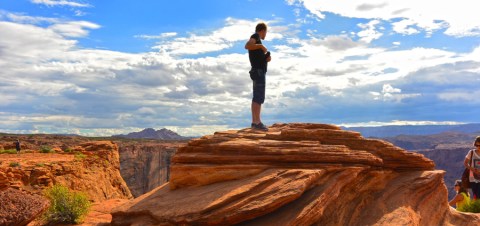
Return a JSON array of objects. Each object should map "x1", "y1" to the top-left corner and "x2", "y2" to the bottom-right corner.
[
  {"x1": 0, "y1": 141, "x2": 133, "y2": 202},
  {"x1": 112, "y1": 123, "x2": 480, "y2": 226}
]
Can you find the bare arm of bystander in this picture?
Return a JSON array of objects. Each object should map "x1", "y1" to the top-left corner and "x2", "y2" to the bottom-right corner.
[
  {"x1": 245, "y1": 38, "x2": 267, "y2": 53},
  {"x1": 465, "y1": 157, "x2": 471, "y2": 169},
  {"x1": 448, "y1": 193, "x2": 464, "y2": 207}
]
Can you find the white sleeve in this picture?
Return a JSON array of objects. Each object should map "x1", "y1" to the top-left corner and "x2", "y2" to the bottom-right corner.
[{"x1": 466, "y1": 150, "x2": 472, "y2": 159}]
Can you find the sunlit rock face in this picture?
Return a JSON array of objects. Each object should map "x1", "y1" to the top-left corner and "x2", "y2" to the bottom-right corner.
[{"x1": 112, "y1": 123, "x2": 480, "y2": 226}]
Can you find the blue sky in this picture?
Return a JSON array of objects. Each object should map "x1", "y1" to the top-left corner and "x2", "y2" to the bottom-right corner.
[{"x1": 1, "y1": 0, "x2": 480, "y2": 136}]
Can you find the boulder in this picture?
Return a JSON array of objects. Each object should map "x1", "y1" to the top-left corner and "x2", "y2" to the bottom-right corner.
[{"x1": 0, "y1": 188, "x2": 49, "y2": 226}]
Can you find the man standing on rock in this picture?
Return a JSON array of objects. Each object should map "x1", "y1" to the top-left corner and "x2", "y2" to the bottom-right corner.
[
  {"x1": 15, "y1": 139, "x2": 20, "y2": 154},
  {"x1": 245, "y1": 22, "x2": 271, "y2": 131}
]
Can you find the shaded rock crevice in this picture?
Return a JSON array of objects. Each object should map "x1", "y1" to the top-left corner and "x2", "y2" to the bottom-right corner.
[{"x1": 118, "y1": 143, "x2": 180, "y2": 197}]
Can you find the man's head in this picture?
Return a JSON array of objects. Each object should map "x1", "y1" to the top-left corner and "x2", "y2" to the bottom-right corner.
[
  {"x1": 475, "y1": 136, "x2": 480, "y2": 148},
  {"x1": 255, "y1": 22, "x2": 267, "y2": 40},
  {"x1": 454, "y1": 180, "x2": 462, "y2": 191}
]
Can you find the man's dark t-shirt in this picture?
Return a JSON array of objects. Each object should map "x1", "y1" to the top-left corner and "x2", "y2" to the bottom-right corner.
[
  {"x1": 248, "y1": 33, "x2": 267, "y2": 72},
  {"x1": 15, "y1": 141, "x2": 20, "y2": 151}
]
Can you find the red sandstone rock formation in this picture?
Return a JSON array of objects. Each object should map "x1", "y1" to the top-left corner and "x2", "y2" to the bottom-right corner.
[
  {"x1": 1, "y1": 134, "x2": 187, "y2": 198},
  {"x1": 0, "y1": 141, "x2": 133, "y2": 202},
  {"x1": 382, "y1": 132, "x2": 477, "y2": 200},
  {"x1": 0, "y1": 141, "x2": 133, "y2": 225},
  {"x1": 111, "y1": 123, "x2": 480, "y2": 225}
]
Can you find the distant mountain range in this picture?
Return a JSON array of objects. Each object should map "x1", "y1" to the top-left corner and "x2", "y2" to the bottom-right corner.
[
  {"x1": 344, "y1": 123, "x2": 480, "y2": 138},
  {"x1": 112, "y1": 128, "x2": 187, "y2": 140}
]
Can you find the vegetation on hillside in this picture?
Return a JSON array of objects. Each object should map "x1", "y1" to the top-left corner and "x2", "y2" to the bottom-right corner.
[
  {"x1": 42, "y1": 184, "x2": 91, "y2": 225},
  {"x1": 40, "y1": 145, "x2": 55, "y2": 153},
  {"x1": 458, "y1": 199, "x2": 480, "y2": 213},
  {"x1": 1, "y1": 149, "x2": 17, "y2": 154}
]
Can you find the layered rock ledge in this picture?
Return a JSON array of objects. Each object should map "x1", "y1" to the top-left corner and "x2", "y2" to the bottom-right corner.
[
  {"x1": 112, "y1": 123, "x2": 480, "y2": 225},
  {"x1": 0, "y1": 141, "x2": 132, "y2": 202}
]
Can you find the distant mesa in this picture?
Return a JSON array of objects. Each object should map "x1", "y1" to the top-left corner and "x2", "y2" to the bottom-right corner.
[{"x1": 112, "y1": 128, "x2": 187, "y2": 140}]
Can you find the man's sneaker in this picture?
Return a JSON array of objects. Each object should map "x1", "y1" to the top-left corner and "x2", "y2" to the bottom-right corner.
[{"x1": 251, "y1": 122, "x2": 268, "y2": 131}]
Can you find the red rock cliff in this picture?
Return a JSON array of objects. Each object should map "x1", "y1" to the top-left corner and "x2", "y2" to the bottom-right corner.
[
  {"x1": 111, "y1": 123, "x2": 480, "y2": 225},
  {"x1": 0, "y1": 141, "x2": 132, "y2": 202},
  {"x1": 0, "y1": 141, "x2": 133, "y2": 225}
]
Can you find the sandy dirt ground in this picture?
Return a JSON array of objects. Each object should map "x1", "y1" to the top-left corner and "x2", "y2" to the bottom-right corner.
[{"x1": 0, "y1": 153, "x2": 74, "y2": 167}]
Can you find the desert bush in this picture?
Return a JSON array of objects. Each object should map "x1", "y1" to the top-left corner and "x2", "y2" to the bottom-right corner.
[
  {"x1": 40, "y1": 146, "x2": 54, "y2": 153},
  {"x1": 73, "y1": 152, "x2": 87, "y2": 160},
  {"x1": 9, "y1": 162, "x2": 20, "y2": 167},
  {"x1": 42, "y1": 184, "x2": 91, "y2": 225},
  {"x1": 458, "y1": 199, "x2": 480, "y2": 213},
  {"x1": 1, "y1": 149, "x2": 17, "y2": 154},
  {"x1": 63, "y1": 147, "x2": 73, "y2": 153},
  {"x1": 36, "y1": 163, "x2": 45, "y2": 167}
]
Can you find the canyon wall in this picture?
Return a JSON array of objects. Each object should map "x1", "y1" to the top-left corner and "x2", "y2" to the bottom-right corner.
[{"x1": 117, "y1": 141, "x2": 186, "y2": 197}]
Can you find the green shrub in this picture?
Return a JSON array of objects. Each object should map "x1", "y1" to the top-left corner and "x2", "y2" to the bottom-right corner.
[
  {"x1": 458, "y1": 199, "x2": 480, "y2": 213},
  {"x1": 1, "y1": 149, "x2": 17, "y2": 154},
  {"x1": 63, "y1": 147, "x2": 73, "y2": 153},
  {"x1": 42, "y1": 184, "x2": 91, "y2": 224},
  {"x1": 9, "y1": 162, "x2": 20, "y2": 167},
  {"x1": 36, "y1": 163, "x2": 45, "y2": 167},
  {"x1": 74, "y1": 152, "x2": 87, "y2": 160},
  {"x1": 40, "y1": 146, "x2": 54, "y2": 153}
]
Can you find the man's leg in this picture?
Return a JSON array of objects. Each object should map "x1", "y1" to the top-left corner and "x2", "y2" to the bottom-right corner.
[
  {"x1": 251, "y1": 101, "x2": 267, "y2": 131},
  {"x1": 473, "y1": 182, "x2": 480, "y2": 200},
  {"x1": 250, "y1": 69, "x2": 267, "y2": 130},
  {"x1": 251, "y1": 101, "x2": 261, "y2": 124}
]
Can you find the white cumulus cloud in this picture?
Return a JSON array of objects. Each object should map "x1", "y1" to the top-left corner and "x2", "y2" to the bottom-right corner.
[
  {"x1": 31, "y1": 0, "x2": 91, "y2": 8},
  {"x1": 294, "y1": 0, "x2": 480, "y2": 37},
  {"x1": 357, "y1": 19, "x2": 383, "y2": 43},
  {"x1": 152, "y1": 18, "x2": 283, "y2": 56},
  {"x1": 2, "y1": 6, "x2": 480, "y2": 136}
]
